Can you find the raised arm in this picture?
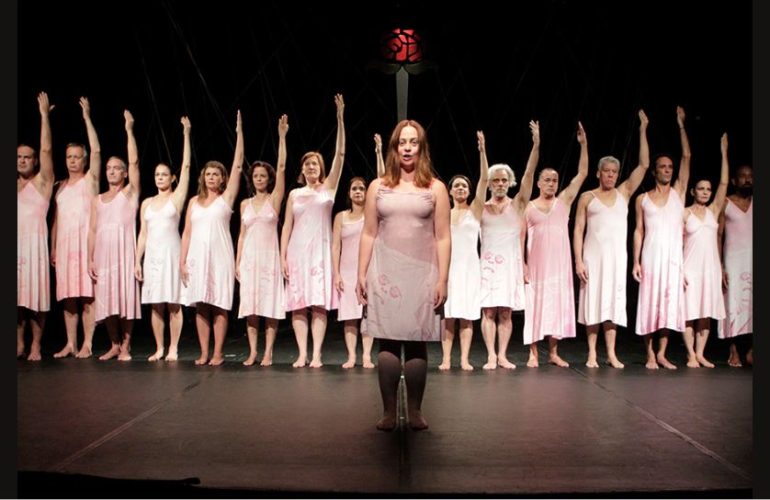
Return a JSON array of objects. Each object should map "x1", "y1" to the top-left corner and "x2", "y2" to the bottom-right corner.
[
  {"x1": 374, "y1": 133, "x2": 385, "y2": 178},
  {"x1": 171, "y1": 116, "x2": 192, "y2": 214},
  {"x1": 280, "y1": 192, "x2": 295, "y2": 280},
  {"x1": 619, "y1": 109, "x2": 650, "y2": 199},
  {"x1": 234, "y1": 201, "x2": 247, "y2": 282},
  {"x1": 632, "y1": 194, "x2": 645, "y2": 282},
  {"x1": 87, "y1": 198, "x2": 98, "y2": 281},
  {"x1": 134, "y1": 200, "x2": 150, "y2": 282},
  {"x1": 222, "y1": 110, "x2": 244, "y2": 207},
  {"x1": 558, "y1": 121, "x2": 589, "y2": 207},
  {"x1": 80, "y1": 97, "x2": 101, "y2": 194},
  {"x1": 332, "y1": 212, "x2": 344, "y2": 293},
  {"x1": 356, "y1": 179, "x2": 381, "y2": 306},
  {"x1": 573, "y1": 192, "x2": 591, "y2": 284},
  {"x1": 470, "y1": 130, "x2": 489, "y2": 219},
  {"x1": 673, "y1": 106, "x2": 691, "y2": 199},
  {"x1": 432, "y1": 180, "x2": 452, "y2": 308},
  {"x1": 36, "y1": 92, "x2": 55, "y2": 197},
  {"x1": 124, "y1": 110, "x2": 140, "y2": 201},
  {"x1": 272, "y1": 114, "x2": 288, "y2": 214},
  {"x1": 718, "y1": 208, "x2": 728, "y2": 292},
  {"x1": 324, "y1": 94, "x2": 346, "y2": 193},
  {"x1": 179, "y1": 197, "x2": 195, "y2": 287},
  {"x1": 513, "y1": 120, "x2": 540, "y2": 212},
  {"x1": 710, "y1": 133, "x2": 731, "y2": 215}
]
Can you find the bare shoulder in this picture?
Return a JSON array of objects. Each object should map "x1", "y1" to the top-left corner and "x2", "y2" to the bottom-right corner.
[{"x1": 430, "y1": 178, "x2": 448, "y2": 194}]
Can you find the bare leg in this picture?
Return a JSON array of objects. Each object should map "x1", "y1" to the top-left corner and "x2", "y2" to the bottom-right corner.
[
  {"x1": 727, "y1": 341, "x2": 742, "y2": 367},
  {"x1": 166, "y1": 304, "x2": 182, "y2": 361},
  {"x1": 342, "y1": 319, "x2": 358, "y2": 369},
  {"x1": 99, "y1": 316, "x2": 122, "y2": 361},
  {"x1": 603, "y1": 322, "x2": 624, "y2": 368},
  {"x1": 118, "y1": 318, "x2": 133, "y2": 361},
  {"x1": 376, "y1": 340, "x2": 401, "y2": 431},
  {"x1": 694, "y1": 318, "x2": 713, "y2": 368},
  {"x1": 208, "y1": 306, "x2": 227, "y2": 365},
  {"x1": 243, "y1": 315, "x2": 258, "y2": 366},
  {"x1": 56, "y1": 298, "x2": 79, "y2": 358},
  {"x1": 683, "y1": 321, "x2": 699, "y2": 367},
  {"x1": 308, "y1": 306, "x2": 327, "y2": 368},
  {"x1": 79, "y1": 298, "x2": 95, "y2": 357},
  {"x1": 261, "y1": 318, "x2": 277, "y2": 366},
  {"x1": 148, "y1": 304, "x2": 166, "y2": 362},
  {"x1": 361, "y1": 330, "x2": 375, "y2": 368},
  {"x1": 17, "y1": 310, "x2": 26, "y2": 358},
  {"x1": 746, "y1": 346, "x2": 753, "y2": 366},
  {"x1": 548, "y1": 337, "x2": 569, "y2": 367},
  {"x1": 404, "y1": 341, "x2": 429, "y2": 430},
  {"x1": 527, "y1": 342, "x2": 539, "y2": 367},
  {"x1": 585, "y1": 323, "x2": 600, "y2": 368},
  {"x1": 480, "y1": 308, "x2": 498, "y2": 369},
  {"x1": 644, "y1": 334, "x2": 659, "y2": 369},
  {"x1": 458, "y1": 319, "x2": 474, "y2": 371},
  {"x1": 194, "y1": 304, "x2": 211, "y2": 365},
  {"x1": 291, "y1": 309, "x2": 308, "y2": 367},
  {"x1": 496, "y1": 308, "x2": 516, "y2": 369},
  {"x1": 439, "y1": 318, "x2": 455, "y2": 370},
  {"x1": 656, "y1": 330, "x2": 677, "y2": 369},
  {"x1": 27, "y1": 311, "x2": 45, "y2": 361}
]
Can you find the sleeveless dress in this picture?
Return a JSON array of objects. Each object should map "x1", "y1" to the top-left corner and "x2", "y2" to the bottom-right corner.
[
  {"x1": 577, "y1": 190, "x2": 628, "y2": 327},
  {"x1": 718, "y1": 199, "x2": 752, "y2": 338},
  {"x1": 54, "y1": 177, "x2": 94, "y2": 300},
  {"x1": 141, "y1": 197, "x2": 186, "y2": 305},
  {"x1": 93, "y1": 191, "x2": 141, "y2": 322},
  {"x1": 683, "y1": 208, "x2": 726, "y2": 321},
  {"x1": 444, "y1": 210, "x2": 481, "y2": 320},
  {"x1": 184, "y1": 196, "x2": 235, "y2": 311},
  {"x1": 635, "y1": 190, "x2": 685, "y2": 335},
  {"x1": 17, "y1": 181, "x2": 50, "y2": 312},
  {"x1": 237, "y1": 200, "x2": 285, "y2": 320},
  {"x1": 479, "y1": 200, "x2": 525, "y2": 310},
  {"x1": 285, "y1": 186, "x2": 334, "y2": 311},
  {"x1": 523, "y1": 199, "x2": 576, "y2": 344},
  {"x1": 365, "y1": 185, "x2": 441, "y2": 341},
  {"x1": 336, "y1": 215, "x2": 364, "y2": 321}
]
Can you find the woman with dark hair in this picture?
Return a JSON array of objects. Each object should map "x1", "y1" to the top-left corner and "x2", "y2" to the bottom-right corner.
[
  {"x1": 281, "y1": 95, "x2": 345, "y2": 368},
  {"x1": 180, "y1": 111, "x2": 244, "y2": 366},
  {"x1": 356, "y1": 119, "x2": 451, "y2": 431},
  {"x1": 236, "y1": 114, "x2": 288, "y2": 367}
]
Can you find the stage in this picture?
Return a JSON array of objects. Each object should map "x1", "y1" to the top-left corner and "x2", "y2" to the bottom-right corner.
[{"x1": 17, "y1": 319, "x2": 752, "y2": 497}]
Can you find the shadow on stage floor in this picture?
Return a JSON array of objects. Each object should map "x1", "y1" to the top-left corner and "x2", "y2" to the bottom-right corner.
[{"x1": 17, "y1": 311, "x2": 753, "y2": 497}]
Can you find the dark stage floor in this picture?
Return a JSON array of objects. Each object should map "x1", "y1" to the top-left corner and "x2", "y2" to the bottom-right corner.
[{"x1": 17, "y1": 313, "x2": 753, "y2": 497}]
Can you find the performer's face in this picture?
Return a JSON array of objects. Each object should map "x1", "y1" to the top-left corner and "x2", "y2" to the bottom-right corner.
[
  {"x1": 653, "y1": 157, "x2": 674, "y2": 185},
  {"x1": 397, "y1": 126, "x2": 419, "y2": 171},
  {"x1": 691, "y1": 180, "x2": 712, "y2": 205},
  {"x1": 489, "y1": 170, "x2": 509, "y2": 199},
  {"x1": 733, "y1": 166, "x2": 753, "y2": 195},
  {"x1": 302, "y1": 155, "x2": 322, "y2": 184},
  {"x1": 253, "y1": 166, "x2": 270, "y2": 193},
  {"x1": 105, "y1": 159, "x2": 127, "y2": 186},
  {"x1": 349, "y1": 180, "x2": 366, "y2": 205},
  {"x1": 17, "y1": 146, "x2": 37, "y2": 177},
  {"x1": 65, "y1": 146, "x2": 87, "y2": 174},
  {"x1": 154, "y1": 164, "x2": 174, "y2": 190},
  {"x1": 538, "y1": 169, "x2": 559, "y2": 197},
  {"x1": 597, "y1": 161, "x2": 619, "y2": 189},
  {"x1": 451, "y1": 178, "x2": 470, "y2": 203}
]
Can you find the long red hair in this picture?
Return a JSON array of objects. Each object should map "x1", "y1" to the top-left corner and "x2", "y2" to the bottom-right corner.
[{"x1": 381, "y1": 119, "x2": 434, "y2": 188}]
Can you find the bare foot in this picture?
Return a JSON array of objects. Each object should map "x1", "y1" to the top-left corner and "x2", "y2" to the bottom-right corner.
[
  {"x1": 548, "y1": 355, "x2": 569, "y2": 368},
  {"x1": 292, "y1": 357, "x2": 307, "y2": 368},
  {"x1": 460, "y1": 361, "x2": 474, "y2": 371},
  {"x1": 408, "y1": 411, "x2": 429, "y2": 431},
  {"x1": 27, "y1": 349, "x2": 42, "y2": 362},
  {"x1": 148, "y1": 348, "x2": 165, "y2": 362},
  {"x1": 342, "y1": 358, "x2": 356, "y2": 369},
  {"x1": 727, "y1": 353, "x2": 742, "y2": 367},
  {"x1": 686, "y1": 357, "x2": 700, "y2": 368},
  {"x1": 17, "y1": 345, "x2": 25, "y2": 359},
  {"x1": 696, "y1": 356, "x2": 715, "y2": 368},
  {"x1": 438, "y1": 360, "x2": 451, "y2": 370},
  {"x1": 54, "y1": 344, "x2": 76, "y2": 359},
  {"x1": 309, "y1": 358, "x2": 323, "y2": 368},
  {"x1": 497, "y1": 357, "x2": 516, "y2": 370},
  {"x1": 585, "y1": 357, "x2": 599, "y2": 368},
  {"x1": 746, "y1": 350, "x2": 753, "y2": 366},
  {"x1": 260, "y1": 356, "x2": 273, "y2": 367},
  {"x1": 607, "y1": 357, "x2": 625, "y2": 369},
  {"x1": 208, "y1": 356, "x2": 224, "y2": 366},
  {"x1": 527, "y1": 355, "x2": 539, "y2": 368},
  {"x1": 194, "y1": 356, "x2": 209, "y2": 366},
  {"x1": 376, "y1": 415, "x2": 396, "y2": 431},
  {"x1": 645, "y1": 358, "x2": 659, "y2": 370},
  {"x1": 362, "y1": 358, "x2": 375, "y2": 369},
  {"x1": 118, "y1": 352, "x2": 132, "y2": 361},
  {"x1": 483, "y1": 354, "x2": 497, "y2": 370},
  {"x1": 99, "y1": 345, "x2": 121, "y2": 361},
  {"x1": 243, "y1": 353, "x2": 258, "y2": 366},
  {"x1": 165, "y1": 351, "x2": 178, "y2": 362},
  {"x1": 76, "y1": 345, "x2": 93, "y2": 359},
  {"x1": 656, "y1": 355, "x2": 677, "y2": 370}
]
